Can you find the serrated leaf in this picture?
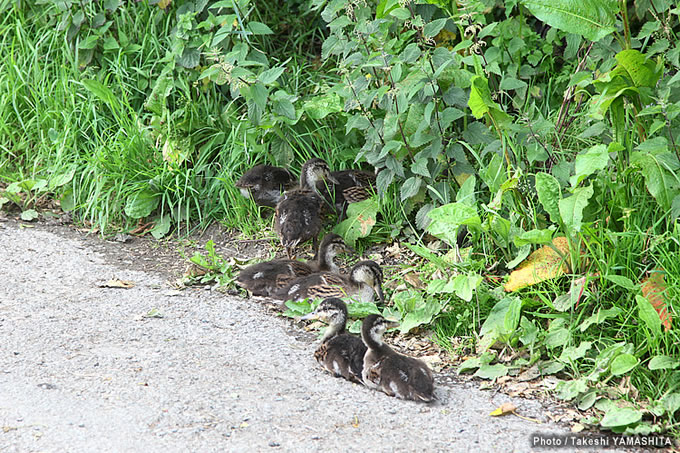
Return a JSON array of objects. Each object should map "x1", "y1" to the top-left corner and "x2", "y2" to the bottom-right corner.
[
  {"x1": 258, "y1": 66, "x2": 285, "y2": 85},
  {"x1": 400, "y1": 176, "x2": 422, "y2": 201},
  {"x1": 504, "y1": 237, "x2": 570, "y2": 292},
  {"x1": 248, "y1": 21, "x2": 273, "y2": 34},
  {"x1": 615, "y1": 49, "x2": 663, "y2": 88},
  {"x1": 303, "y1": 93, "x2": 343, "y2": 120},
  {"x1": 427, "y1": 202, "x2": 481, "y2": 247},
  {"x1": 423, "y1": 18, "x2": 447, "y2": 38}
]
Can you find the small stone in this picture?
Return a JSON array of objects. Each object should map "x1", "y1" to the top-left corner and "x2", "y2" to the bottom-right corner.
[{"x1": 268, "y1": 441, "x2": 280, "y2": 447}]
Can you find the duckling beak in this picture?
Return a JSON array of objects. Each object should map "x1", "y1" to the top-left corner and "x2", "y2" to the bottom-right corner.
[
  {"x1": 385, "y1": 320, "x2": 400, "y2": 329},
  {"x1": 300, "y1": 312, "x2": 318, "y2": 321},
  {"x1": 374, "y1": 283, "x2": 385, "y2": 304}
]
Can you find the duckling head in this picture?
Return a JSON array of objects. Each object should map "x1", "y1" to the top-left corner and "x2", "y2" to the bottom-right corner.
[
  {"x1": 316, "y1": 233, "x2": 353, "y2": 263},
  {"x1": 362, "y1": 314, "x2": 399, "y2": 346},
  {"x1": 300, "y1": 158, "x2": 338, "y2": 190},
  {"x1": 350, "y1": 260, "x2": 385, "y2": 304},
  {"x1": 301, "y1": 297, "x2": 348, "y2": 341}
]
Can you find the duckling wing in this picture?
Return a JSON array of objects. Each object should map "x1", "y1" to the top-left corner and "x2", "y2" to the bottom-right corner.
[
  {"x1": 305, "y1": 273, "x2": 353, "y2": 300},
  {"x1": 237, "y1": 259, "x2": 311, "y2": 297},
  {"x1": 316, "y1": 335, "x2": 367, "y2": 384},
  {"x1": 272, "y1": 272, "x2": 329, "y2": 301},
  {"x1": 378, "y1": 354, "x2": 435, "y2": 402}
]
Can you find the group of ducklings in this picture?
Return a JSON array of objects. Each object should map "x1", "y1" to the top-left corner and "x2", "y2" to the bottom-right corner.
[{"x1": 234, "y1": 159, "x2": 436, "y2": 402}]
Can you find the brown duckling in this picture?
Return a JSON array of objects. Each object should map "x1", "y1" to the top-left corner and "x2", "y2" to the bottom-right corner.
[
  {"x1": 235, "y1": 234, "x2": 350, "y2": 297},
  {"x1": 316, "y1": 168, "x2": 376, "y2": 220},
  {"x1": 301, "y1": 298, "x2": 367, "y2": 384},
  {"x1": 235, "y1": 164, "x2": 297, "y2": 208},
  {"x1": 361, "y1": 314, "x2": 435, "y2": 402},
  {"x1": 273, "y1": 260, "x2": 385, "y2": 304},
  {"x1": 274, "y1": 158, "x2": 337, "y2": 258}
]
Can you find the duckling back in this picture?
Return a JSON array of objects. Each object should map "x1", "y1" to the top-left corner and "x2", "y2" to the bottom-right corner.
[
  {"x1": 236, "y1": 259, "x2": 313, "y2": 297},
  {"x1": 363, "y1": 352, "x2": 435, "y2": 402},
  {"x1": 315, "y1": 335, "x2": 366, "y2": 384},
  {"x1": 274, "y1": 190, "x2": 323, "y2": 257}
]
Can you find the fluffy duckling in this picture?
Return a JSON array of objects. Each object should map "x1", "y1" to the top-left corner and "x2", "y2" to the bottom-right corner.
[
  {"x1": 316, "y1": 168, "x2": 376, "y2": 220},
  {"x1": 361, "y1": 315, "x2": 435, "y2": 402},
  {"x1": 301, "y1": 298, "x2": 367, "y2": 384},
  {"x1": 273, "y1": 260, "x2": 385, "y2": 304},
  {"x1": 235, "y1": 234, "x2": 350, "y2": 297},
  {"x1": 274, "y1": 158, "x2": 337, "y2": 258},
  {"x1": 235, "y1": 164, "x2": 296, "y2": 208}
]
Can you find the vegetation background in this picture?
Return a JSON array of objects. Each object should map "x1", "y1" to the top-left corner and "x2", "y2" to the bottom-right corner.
[{"x1": 1, "y1": 0, "x2": 680, "y2": 437}]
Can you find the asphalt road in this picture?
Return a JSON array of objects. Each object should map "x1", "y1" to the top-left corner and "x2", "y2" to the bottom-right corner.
[{"x1": 0, "y1": 221, "x2": 618, "y2": 452}]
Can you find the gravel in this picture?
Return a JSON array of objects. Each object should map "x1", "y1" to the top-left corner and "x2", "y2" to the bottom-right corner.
[{"x1": 0, "y1": 222, "x2": 625, "y2": 452}]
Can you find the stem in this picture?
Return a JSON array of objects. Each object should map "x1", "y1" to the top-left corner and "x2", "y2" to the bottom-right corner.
[
  {"x1": 346, "y1": 75, "x2": 385, "y2": 146},
  {"x1": 620, "y1": 0, "x2": 631, "y2": 49}
]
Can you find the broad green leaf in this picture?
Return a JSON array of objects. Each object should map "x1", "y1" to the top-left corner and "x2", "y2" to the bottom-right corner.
[
  {"x1": 479, "y1": 296, "x2": 522, "y2": 338},
  {"x1": 636, "y1": 294, "x2": 662, "y2": 336},
  {"x1": 150, "y1": 215, "x2": 171, "y2": 239},
  {"x1": 334, "y1": 198, "x2": 379, "y2": 247},
  {"x1": 78, "y1": 35, "x2": 99, "y2": 49},
  {"x1": 258, "y1": 66, "x2": 286, "y2": 84},
  {"x1": 468, "y1": 75, "x2": 510, "y2": 125},
  {"x1": 451, "y1": 274, "x2": 483, "y2": 302},
  {"x1": 389, "y1": 7, "x2": 411, "y2": 20},
  {"x1": 456, "y1": 174, "x2": 476, "y2": 205},
  {"x1": 648, "y1": 355, "x2": 679, "y2": 371},
  {"x1": 631, "y1": 151, "x2": 679, "y2": 210},
  {"x1": 578, "y1": 307, "x2": 622, "y2": 331},
  {"x1": 427, "y1": 202, "x2": 481, "y2": 246},
  {"x1": 347, "y1": 302, "x2": 381, "y2": 318},
  {"x1": 474, "y1": 363, "x2": 508, "y2": 380},
  {"x1": 603, "y1": 275, "x2": 635, "y2": 290},
  {"x1": 124, "y1": 189, "x2": 159, "y2": 219},
  {"x1": 514, "y1": 228, "x2": 553, "y2": 247},
  {"x1": 610, "y1": 353, "x2": 639, "y2": 375},
  {"x1": 247, "y1": 21, "x2": 273, "y2": 34},
  {"x1": 615, "y1": 49, "x2": 663, "y2": 88},
  {"x1": 399, "y1": 299, "x2": 442, "y2": 334},
  {"x1": 559, "y1": 341, "x2": 592, "y2": 362},
  {"x1": 559, "y1": 184, "x2": 594, "y2": 234},
  {"x1": 556, "y1": 378, "x2": 588, "y2": 400},
  {"x1": 303, "y1": 93, "x2": 343, "y2": 120},
  {"x1": 569, "y1": 144, "x2": 609, "y2": 187},
  {"x1": 600, "y1": 407, "x2": 642, "y2": 428},
  {"x1": 458, "y1": 352, "x2": 495, "y2": 373},
  {"x1": 20, "y1": 209, "x2": 39, "y2": 221},
  {"x1": 272, "y1": 98, "x2": 297, "y2": 120},
  {"x1": 423, "y1": 18, "x2": 447, "y2": 38},
  {"x1": 520, "y1": 0, "x2": 618, "y2": 42},
  {"x1": 535, "y1": 172, "x2": 561, "y2": 224},
  {"x1": 400, "y1": 176, "x2": 422, "y2": 201}
]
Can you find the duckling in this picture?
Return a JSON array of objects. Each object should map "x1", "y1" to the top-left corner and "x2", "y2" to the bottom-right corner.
[
  {"x1": 301, "y1": 298, "x2": 367, "y2": 384},
  {"x1": 316, "y1": 168, "x2": 376, "y2": 220},
  {"x1": 273, "y1": 260, "x2": 385, "y2": 304},
  {"x1": 361, "y1": 314, "x2": 435, "y2": 402},
  {"x1": 274, "y1": 158, "x2": 337, "y2": 258},
  {"x1": 236, "y1": 164, "x2": 296, "y2": 208},
  {"x1": 235, "y1": 234, "x2": 350, "y2": 297}
]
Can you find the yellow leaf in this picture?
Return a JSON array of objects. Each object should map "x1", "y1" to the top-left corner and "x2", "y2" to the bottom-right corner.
[
  {"x1": 157, "y1": 0, "x2": 172, "y2": 9},
  {"x1": 641, "y1": 269, "x2": 672, "y2": 331},
  {"x1": 99, "y1": 279, "x2": 135, "y2": 289},
  {"x1": 490, "y1": 402, "x2": 516, "y2": 416},
  {"x1": 504, "y1": 237, "x2": 570, "y2": 292}
]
